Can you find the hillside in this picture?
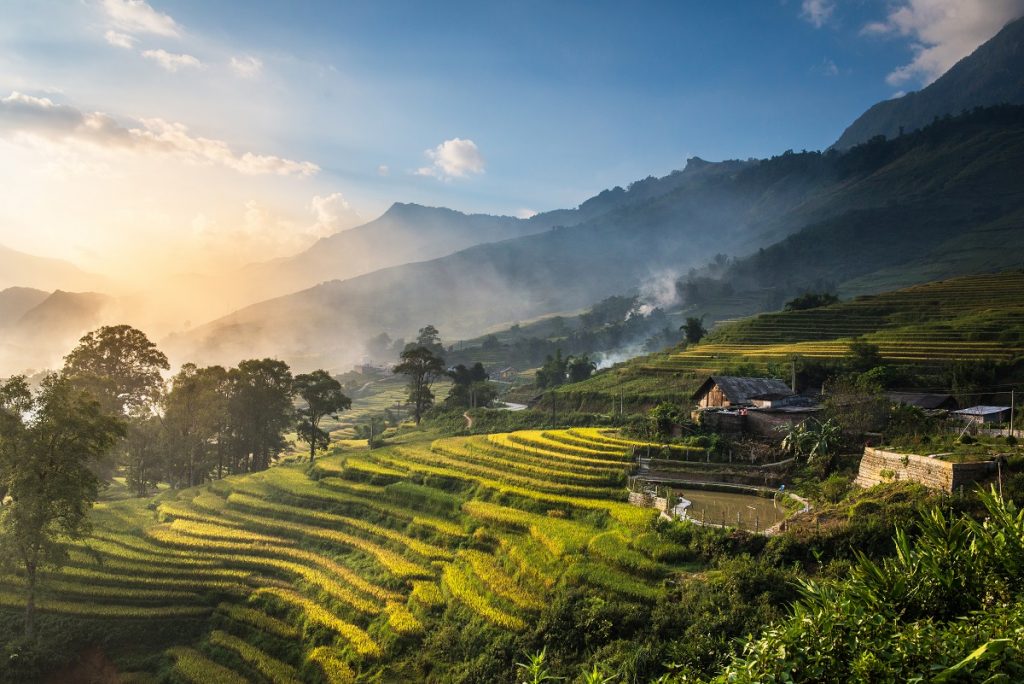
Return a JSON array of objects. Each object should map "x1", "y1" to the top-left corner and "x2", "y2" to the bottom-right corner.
[
  {"x1": 834, "y1": 16, "x2": 1024, "y2": 149},
  {"x1": 0, "y1": 290, "x2": 111, "y2": 373},
  {"x1": 563, "y1": 271, "x2": 1024, "y2": 407},
  {"x1": 0, "y1": 244, "x2": 104, "y2": 293},
  {"x1": 724, "y1": 106, "x2": 1024, "y2": 300},
  {"x1": 0, "y1": 287, "x2": 49, "y2": 328},
  {"x1": 170, "y1": 107, "x2": 1024, "y2": 372},
  {"x1": 0, "y1": 428, "x2": 713, "y2": 681}
]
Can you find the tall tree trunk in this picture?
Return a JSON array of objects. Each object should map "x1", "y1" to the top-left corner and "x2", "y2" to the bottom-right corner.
[{"x1": 24, "y1": 563, "x2": 36, "y2": 639}]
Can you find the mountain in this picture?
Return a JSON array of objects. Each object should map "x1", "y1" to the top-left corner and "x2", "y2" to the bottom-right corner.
[
  {"x1": 0, "y1": 244, "x2": 105, "y2": 293},
  {"x1": 170, "y1": 106, "x2": 1024, "y2": 372},
  {"x1": 727, "y1": 106, "x2": 1024, "y2": 298},
  {"x1": 0, "y1": 287, "x2": 49, "y2": 328},
  {"x1": 164, "y1": 150, "x2": 873, "y2": 369},
  {"x1": 834, "y1": 16, "x2": 1024, "y2": 149},
  {"x1": 209, "y1": 165, "x2": 752, "y2": 314},
  {"x1": 0, "y1": 290, "x2": 110, "y2": 373}
]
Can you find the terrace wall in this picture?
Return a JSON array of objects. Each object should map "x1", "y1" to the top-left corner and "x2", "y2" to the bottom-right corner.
[{"x1": 854, "y1": 447, "x2": 997, "y2": 492}]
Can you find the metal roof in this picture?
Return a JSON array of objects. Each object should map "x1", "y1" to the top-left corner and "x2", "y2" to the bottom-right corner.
[
  {"x1": 953, "y1": 405, "x2": 1011, "y2": 416},
  {"x1": 692, "y1": 376, "x2": 794, "y2": 404}
]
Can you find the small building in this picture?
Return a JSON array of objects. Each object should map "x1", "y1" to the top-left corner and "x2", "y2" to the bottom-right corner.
[
  {"x1": 750, "y1": 392, "x2": 800, "y2": 409},
  {"x1": 497, "y1": 367, "x2": 518, "y2": 381},
  {"x1": 691, "y1": 376, "x2": 794, "y2": 409},
  {"x1": 952, "y1": 406, "x2": 1011, "y2": 425},
  {"x1": 886, "y1": 392, "x2": 958, "y2": 411}
]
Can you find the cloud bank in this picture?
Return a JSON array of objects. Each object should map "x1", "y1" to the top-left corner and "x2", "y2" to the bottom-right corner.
[
  {"x1": 863, "y1": 0, "x2": 1024, "y2": 86},
  {"x1": 0, "y1": 92, "x2": 318, "y2": 176}
]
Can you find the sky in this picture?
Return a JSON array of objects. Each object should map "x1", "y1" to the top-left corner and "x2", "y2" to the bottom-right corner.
[{"x1": 1, "y1": 0, "x2": 1023, "y2": 281}]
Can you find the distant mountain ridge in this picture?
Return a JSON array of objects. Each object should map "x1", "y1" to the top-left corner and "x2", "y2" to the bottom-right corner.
[
  {"x1": 834, "y1": 15, "x2": 1024, "y2": 149},
  {"x1": 0, "y1": 244, "x2": 105, "y2": 293},
  {"x1": 0, "y1": 289, "x2": 110, "y2": 373}
]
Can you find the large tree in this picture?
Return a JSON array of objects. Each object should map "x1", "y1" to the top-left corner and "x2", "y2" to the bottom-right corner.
[
  {"x1": 62, "y1": 325, "x2": 169, "y2": 485},
  {"x1": 62, "y1": 325, "x2": 169, "y2": 417},
  {"x1": 394, "y1": 346, "x2": 445, "y2": 423},
  {"x1": 0, "y1": 375, "x2": 124, "y2": 638},
  {"x1": 294, "y1": 370, "x2": 351, "y2": 463},
  {"x1": 406, "y1": 324, "x2": 445, "y2": 357},
  {"x1": 446, "y1": 362, "x2": 496, "y2": 409},
  {"x1": 227, "y1": 359, "x2": 294, "y2": 472},
  {"x1": 162, "y1": 364, "x2": 230, "y2": 487}
]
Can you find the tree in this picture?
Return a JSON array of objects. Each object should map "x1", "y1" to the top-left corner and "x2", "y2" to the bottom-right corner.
[
  {"x1": 62, "y1": 325, "x2": 169, "y2": 417},
  {"x1": 227, "y1": 359, "x2": 294, "y2": 472},
  {"x1": 566, "y1": 355, "x2": 597, "y2": 383},
  {"x1": 162, "y1": 364, "x2": 230, "y2": 487},
  {"x1": 846, "y1": 338, "x2": 883, "y2": 374},
  {"x1": 406, "y1": 324, "x2": 445, "y2": 357},
  {"x1": 294, "y1": 370, "x2": 351, "y2": 463},
  {"x1": 536, "y1": 349, "x2": 568, "y2": 389},
  {"x1": 784, "y1": 292, "x2": 840, "y2": 311},
  {"x1": 62, "y1": 325, "x2": 169, "y2": 485},
  {"x1": 394, "y1": 346, "x2": 445, "y2": 424},
  {"x1": 824, "y1": 373, "x2": 889, "y2": 436},
  {"x1": 681, "y1": 316, "x2": 707, "y2": 345},
  {"x1": 0, "y1": 374, "x2": 124, "y2": 638},
  {"x1": 447, "y1": 363, "x2": 496, "y2": 408}
]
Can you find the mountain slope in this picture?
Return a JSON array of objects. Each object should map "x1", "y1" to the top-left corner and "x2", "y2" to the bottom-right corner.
[
  {"x1": 0, "y1": 290, "x2": 111, "y2": 373},
  {"x1": 0, "y1": 244, "x2": 105, "y2": 292},
  {"x1": 215, "y1": 165, "x2": 752, "y2": 313},
  {"x1": 834, "y1": 16, "x2": 1024, "y2": 149},
  {"x1": 727, "y1": 106, "x2": 1024, "y2": 298},
  {"x1": 0, "y1": 287, "x2": 49, "y2": 328},
  {"x1": 169, "y1": 107, "x2": 1024, "y2": 371}
]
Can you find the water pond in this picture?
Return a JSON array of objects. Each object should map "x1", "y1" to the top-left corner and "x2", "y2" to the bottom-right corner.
[{"x1": 675, "y1": 488, "x2": 788, "y2": 532}]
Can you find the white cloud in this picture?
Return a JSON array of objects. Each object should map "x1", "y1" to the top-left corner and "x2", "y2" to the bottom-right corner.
[
  {"x1": 377, "y1": 164, "x2": 390, "y2": 176},
  {"x1": 801, "y1": 0, "x2": 835, "y2": 28},
  {"x1": 0, "y1": 91, "x2": 319, "y2": 177},
  {"x1": 814, "y1": 57, "x2": 840, "y2": 76},
  {"x1": 102, "y1": 0, "x2": 179, "y2": 37},
  {"x1": 309, "y1": 192, "x2": 361, "y2": 236},
  {"x1": 416, "y1": 137, "x2": 485, "y2": 180},
  {"x1": 230, "y1": 55, "x2": 263, "y2": 79},
  {"x1": 862, "y1": 0, "x2": 1024, "y2": 86},
  {"x1": 515, "y1": 208, "x2": 537, "y2": 219},
  {"x1": 142, "y1": 49, "x2": 203, "y2": 72},
  {"x1": 104, "y1": 30, "x2": 136, "y2": 49}
]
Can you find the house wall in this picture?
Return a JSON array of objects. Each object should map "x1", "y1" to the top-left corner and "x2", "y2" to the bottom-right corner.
[
  {"x1": 854, "y1": 447, "x2": 997, "y2": 492},
  {"x1": 698, "y1": 385, "x2": 729, "y2": 408}
]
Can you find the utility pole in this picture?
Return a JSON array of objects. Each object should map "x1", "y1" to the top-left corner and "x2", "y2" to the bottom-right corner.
[{"x1": 1011, "y1": 389, "x2": 1016, "y2": 439}]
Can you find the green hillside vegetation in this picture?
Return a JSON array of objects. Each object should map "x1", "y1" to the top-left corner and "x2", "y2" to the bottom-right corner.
[
  {"x1": 562, "y1": 270, "x2": 1024, "y2": 407},
  {"x1": 0, "y1": 427, "x2": 694, "y2": 681},
  {"x1": 6, "y1": 419, "x2": 1022, "y2": 682}
]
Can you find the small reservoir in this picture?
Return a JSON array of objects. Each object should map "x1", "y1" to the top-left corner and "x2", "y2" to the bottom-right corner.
[{"x1": 676, "y1": 488, "x2": 788, "y2": 532}]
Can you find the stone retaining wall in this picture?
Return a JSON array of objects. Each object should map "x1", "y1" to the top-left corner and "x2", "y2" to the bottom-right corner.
[{"x1": 855, "y1": 447, "x2": 997, "y2": 492}]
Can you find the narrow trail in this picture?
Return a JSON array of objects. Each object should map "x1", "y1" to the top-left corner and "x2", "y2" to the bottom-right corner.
[{"x1": 463, "y1": 411, "x2": 473, "y2": 429}]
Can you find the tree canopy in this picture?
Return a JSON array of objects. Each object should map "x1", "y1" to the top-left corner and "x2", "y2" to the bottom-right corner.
[
  {"x1": 0, "y1": 374, "x2": 124, "y2": 638},
  {"x1": 294, "y1": 370, "x2": 351, "y2": 462},
  {"x1": 394, "y1": 346, "x2": 445, "y2": 423},
  {"x1": 62, "y1": 325, "x2": 169, "y2": 417}
]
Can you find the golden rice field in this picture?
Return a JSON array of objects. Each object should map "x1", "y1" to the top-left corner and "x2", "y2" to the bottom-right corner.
[
  {"x1": 0, "y1": 427, "x2": 702, "y2": 681},
  {"x1": 642, "y1": 271, "x2": 1024, "y2": 374}
]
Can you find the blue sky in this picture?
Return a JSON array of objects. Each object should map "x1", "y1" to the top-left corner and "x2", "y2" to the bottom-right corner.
[{"x1": 0, "y1": 0, "x2": 1022, "y2": 277}]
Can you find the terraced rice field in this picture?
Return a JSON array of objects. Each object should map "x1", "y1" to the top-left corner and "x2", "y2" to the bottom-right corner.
[
  {"x1": 644, "y1": 272, "x2": 1024, "y2": 374},
  {"x1": 1, "y1": 427, "x2": 696, "y2": 680}
]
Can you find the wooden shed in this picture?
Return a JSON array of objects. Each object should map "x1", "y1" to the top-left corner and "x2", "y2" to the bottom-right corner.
[{"x1": 691, "y1": 376, "x2": 794, "y2": 409}]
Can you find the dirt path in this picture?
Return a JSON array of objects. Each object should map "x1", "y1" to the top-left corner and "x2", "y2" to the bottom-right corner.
[{"x1": 463, "y1": 411, "x2": 473, "y2": 429}]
